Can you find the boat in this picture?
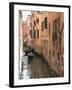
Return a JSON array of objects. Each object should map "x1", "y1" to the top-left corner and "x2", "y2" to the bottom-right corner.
[{"x1": 28, "y1": 52, "x2": 34, "y2": 59}]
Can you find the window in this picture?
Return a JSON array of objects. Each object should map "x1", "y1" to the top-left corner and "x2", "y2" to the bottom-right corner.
[
  {"x1": 55, "y1": 19, "x2": 57, "y2": 31},
  {"x1": 45, "y1": 40, "x2": 48, "y2": 56},
  {"x1": 49, "y1": 23, "x2": 51, "y2": 35},
  {"x1": 37, "y1": 29, "x2": 39, "y2": 38},
  {"x1": 52, "y1": 21, "x2": 55, "y2": 42},
  {"x1": 52, "y1": 19, "x2": 58, "y2": 42},
  {"x1": 41, "y1": 21, "x2": 44, "y2": 31},
  {"x1": 49, "y1": 49, "x2": 51, "y2": 60},
  {"x1": 30, "y1": 30, "x2": 32, "y2": 38},
  {"x1": 54, "y1": 18, "x2": 60, "y2": 33},
  {"x1": 33, "y1": 30, "x2": 36, "y2": 38},
  {"x1": 53, "y1": 18, "x2": 60, "y2": 33},
  {"x1": 37, "y1": 19, "x2": 39, "y2": 23},
  {"x1": 34, "y1": 20, "x2": 36, "y2": 26},
  {"x1": 58, "y1": 17, "x2": 60, "y2": 31},
  {"x1": 44, "y1": 17, "x2": 47, "y2": 29},
  {"x1": 53, "y1": 21, "x2": 55, "y2": 32}
]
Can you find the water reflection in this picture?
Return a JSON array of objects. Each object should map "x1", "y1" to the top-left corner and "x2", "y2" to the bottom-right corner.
[{"x1": 20, "y1": 53, "x2": 58, "y2": 79}]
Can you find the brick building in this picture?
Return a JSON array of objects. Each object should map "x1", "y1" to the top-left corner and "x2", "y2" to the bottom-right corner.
[{"x1": 29, "y1": 11, "x2": 64, "y2": 76}]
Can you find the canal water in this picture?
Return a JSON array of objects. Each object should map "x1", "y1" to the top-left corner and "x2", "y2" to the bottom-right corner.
[{"x1": 20, "y1": 52, "x2": 58, "y2": 79}]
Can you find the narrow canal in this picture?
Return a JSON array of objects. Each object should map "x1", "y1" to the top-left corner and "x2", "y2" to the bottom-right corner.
[{"x1": 20, "y1": 50, "x2": 58, "y2": 79}]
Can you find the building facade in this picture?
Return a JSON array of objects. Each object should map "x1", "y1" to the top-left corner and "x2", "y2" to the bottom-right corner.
[
  {"x1": 22, "y1": 15, "x2": 31, "y2": 48},
  {"x1": 29, "y1": 11, "x2": 64, "y2": 76}
]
